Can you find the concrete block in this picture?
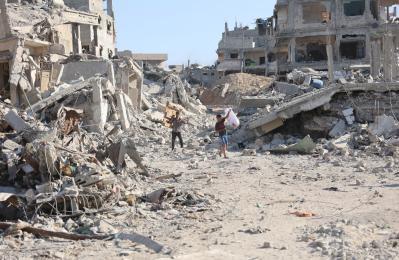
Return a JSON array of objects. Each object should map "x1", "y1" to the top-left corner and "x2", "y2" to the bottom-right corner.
[
  {"x1": 4, "y1": 110, "x2": 31, "y2": 133},
  {"x1": 304, "y1": 76, "x2": 312, "y2": 86},
  {"x1": 368, "y1": 115, "x2": 398, "y2": 137},
  {"x1": 345, "y1": 116, "x2": 355, "y2": 125},
  {"x1": 108, "y1": 138, "x2": 148, "y2": 176},
  {"x1": 49, "y1": 44, "x2": 66, "y2": 55},
  {"x1": 342, "y1": 108, "x2": 354, "y2": 117},
  {"x1": 275, "y1": 82, "x2": 303, "y2": 96},
  {"x1": 329, "y1": 120, "x2": 346, "y2": 138},
  {"x1": 2, "y1": 140, "x2": 22, "y2": 154},
  {"x1": 338, "y1": 78, "x2": 347, "y2": 84}
]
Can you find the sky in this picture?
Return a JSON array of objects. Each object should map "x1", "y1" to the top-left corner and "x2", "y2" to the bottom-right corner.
[{"x1": 113, "y1": 1, "x2": 275, "y2": 66}]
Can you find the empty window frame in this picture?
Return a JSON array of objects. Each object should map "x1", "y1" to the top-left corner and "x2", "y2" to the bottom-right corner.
[
  {"x1": 344, "y1": 0, "x2": 365, "y2": 17},
  {"x1": 302, "y1": 3, "x2": 327, "y2": 24},
  {"x1": 340, "y1": 38, "x2": 366, "y2": 59},
  {"x1": 230, "y1": 53, "x2": 239, "y2": 59}
]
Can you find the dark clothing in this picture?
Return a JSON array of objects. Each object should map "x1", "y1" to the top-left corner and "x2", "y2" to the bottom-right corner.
[
  {"x1": 170, "y1": 117, "x2": 184, "y2": 133},
  {"x1": 215, "y1": 118, "x2": 227, "y2": 137},
  {"x1": 172, "y1": 132, "x2": 183, "y2": 150}
]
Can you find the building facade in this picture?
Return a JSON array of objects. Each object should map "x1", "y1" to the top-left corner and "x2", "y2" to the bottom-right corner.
[
  {"x1": 0, "y1": 0, "x2": 117, "y2": 105},
  {"x1": 217, "y1": 0, "x2": 399, "y2": 79}
]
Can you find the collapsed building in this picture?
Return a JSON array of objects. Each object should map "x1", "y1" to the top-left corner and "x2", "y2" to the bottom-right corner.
[
  {"x1": 217, "y1": 0, "x2": 399, "y2": 79},
  {"x1": 0, "y1": 0, "x2": 211, "y2": 239},
  {"x1": 0, "y1": 0, "x2": 143, "y2": 110},
  {"x1": 0, "y1": 0, "x2": 150, "y2": 220}
]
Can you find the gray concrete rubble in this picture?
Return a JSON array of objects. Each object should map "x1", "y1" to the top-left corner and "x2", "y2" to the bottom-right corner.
[
  {"x1": 1, "y1": 0, "x2": 399, "y2": 259},
  {"x1": 0, "y1": 0, "x2": 213, "y2": 252}
]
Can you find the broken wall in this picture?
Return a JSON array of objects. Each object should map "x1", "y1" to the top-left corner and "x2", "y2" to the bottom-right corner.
[
  {"x1": 97, "y1": 13, "x2": 115, "y2": 59},
  {"x1": 54, "y1": 24, "x2": 74, "y2": 55},
  {"x1": 63, "y1": 0, "x2": 103, "y2": 13},
  {"x1": 0, "y1": 0, "x2": 11, "y2": 39},
  {"x1": 60, "y1": 60, "x2": 113, "y2": 84}
]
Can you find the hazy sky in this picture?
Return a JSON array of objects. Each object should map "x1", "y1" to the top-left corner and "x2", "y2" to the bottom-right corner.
[{"x1": 114, "y1": 1, "x2": 275, "y2": 66}]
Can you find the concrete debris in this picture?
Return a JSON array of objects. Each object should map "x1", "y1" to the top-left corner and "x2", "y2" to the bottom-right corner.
[
  {"x1": 368, "y1": 115, "x2": 398, "y2": 138},
  {"x1": 299, "y1": 220, "x2": 398, "y2": 259},
  {"x1": 2, "y1": 0, "x2": 399, "y2": 259},
  {"x1": 200, "y1": 73, "x2": 274, "y2": 107},
  {"x1": 329, "y1": 120, "x2": 347, "y2": 138}
]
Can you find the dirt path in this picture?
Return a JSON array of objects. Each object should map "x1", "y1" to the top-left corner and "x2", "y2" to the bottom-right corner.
[{"x1": 2, "y1": 151, "x2": 398, "y2": 260}]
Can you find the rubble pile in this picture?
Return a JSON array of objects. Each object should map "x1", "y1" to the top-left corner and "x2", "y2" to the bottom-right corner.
[
  {"x1": 0, "y1": 76, "x2": 148, "y2": 220},
  {"x1": 298, "y1": 219, "x2": 399, "y2": 259},
  {"x1": 200, "y1": 73, "x2": 274, "y2": 106}
]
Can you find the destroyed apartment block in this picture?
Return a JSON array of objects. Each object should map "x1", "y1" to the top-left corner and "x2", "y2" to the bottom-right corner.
[
  {"x1": 238, "y1": 82, "x2": 399, "y2": 141},
  {"x1": 217, "y1": 0, "x2": 399, "y2": 81},
  {"x1": 0, "y1": 0, "x2": 140, "y2": 108},
  {"x1": 0, "y1": 0, "x2": 152, "y2": 221}
]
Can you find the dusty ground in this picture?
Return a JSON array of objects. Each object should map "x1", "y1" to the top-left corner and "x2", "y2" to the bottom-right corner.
[{"x1": 1, "y1": 144, "x2": 398, "y2": 260}]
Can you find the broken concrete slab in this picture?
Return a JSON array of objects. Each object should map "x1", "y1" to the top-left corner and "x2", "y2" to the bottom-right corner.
[
  {"x1": 60, "y1": 61, "x2": 111, "y2": 84},
  {"x1": 2, "y1": 140, "x2": 23, "y2": 154},
  {"x1": 4, "y1": 110, "x2": 31, "y2": 133},
  {"x1": 274, "y1": 81, "x2": 303, "y2": 96},
  {"x1": 329, "y1": 120, "x2": 346, "y2": 138},
  {"x1": 107, "y1": 138, "x2": 149, "y2": 176},
  {"x1": 368, "y1": 115, "x2": 398, "y2": 138},
  {"x1": 246, "y1": 83, "x2": 399, "y2": 139},
  {"x1": 27, "y1": 79, "x2": 91, "y2": 113}
]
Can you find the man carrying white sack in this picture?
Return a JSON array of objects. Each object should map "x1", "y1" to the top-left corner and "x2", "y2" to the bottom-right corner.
[{"x1": 215, "y1": 109, "x2": 232, "y2": 159}]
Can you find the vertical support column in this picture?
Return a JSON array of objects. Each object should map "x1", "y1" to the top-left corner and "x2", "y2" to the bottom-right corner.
[
  {"x1": 88, "y1": 25, "x2": 95, "y2": 54},
  {"x1": 365, "y1": 0, "x2": 372, "y2": 20},
  {"x1": 371, "y1": 40, "x2": 381, "y2": 78},
  {"x1": 326, "y1": 36, "x2": 334, "y2": 83},
  {"x1": 91, "y1": 78, "x2": 106, "y2": 134},
  {"x1": 107, "y1": 0, "x2": 114, "y2": 18},
  {"x1": 287, "y1": 0, "x2": 295, "y2": 31},
  {"x1": 334, "y1": 35, "x2": 341, "y2": 64},
  {"x1": 393, "y1": 33, "x2": 399, "y2": 79},
  {"x1": 72, "y1": 23, "x2": 82, "y2": 54},
  {"x1": 365, "y1": 33, "x2": 372, "y2": 61},
  {"x1": 137, "y1": 72, "x2": 143, "y2": 110},
  {"x1": 93, "y1": 26, "x2": 99, "y2": 56},
  {"x1": 116, "y1": 91, "x2": 130, "y2": 130},
  {"x1": 265, "y1": 49, "x2": 269, "y2": 76},
  {"x1": 0, "y1": 63, "x2": 4, "y2": 90},
  {"x1": 288, "y1": 38, "x2": 296, "y2": 65},
  {"x1": 9, "y1": 43, "x2": 25, "y2": 106},
  {"x1": 383, "y1": 34, "x2": 394, "y2": 82}
]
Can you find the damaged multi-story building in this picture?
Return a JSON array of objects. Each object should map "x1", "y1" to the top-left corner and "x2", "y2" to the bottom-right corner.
[
  {"x1": 217, "y1": 0, "x2": 399, "y2": 80},
  {"x1": 0, "y1": 0, "x2": 143, "y2": 110}
]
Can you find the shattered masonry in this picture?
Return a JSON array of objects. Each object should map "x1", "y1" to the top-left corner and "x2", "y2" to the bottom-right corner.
[
  {"x1": 217, "y1": 0, "x2": 399, "y2": 80},
  {"x1": 0, "y1": 0, "x2": 209, "y2": 238},
  {"x1": 0, "y1": 0, "x2": 142, "y2": 108}
]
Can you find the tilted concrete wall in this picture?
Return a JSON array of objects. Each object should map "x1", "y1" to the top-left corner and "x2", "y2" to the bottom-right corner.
[{"x1": 60, "y1": 60, "x2": 111, "y2": 83}]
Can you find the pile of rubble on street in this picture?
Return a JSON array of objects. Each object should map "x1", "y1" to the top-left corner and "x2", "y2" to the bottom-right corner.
[
  {"x1": 0, "y1": 0, "x2": 215, "y2": 254},
  {"x1": 1, "y1": 0, "x2": 399, "y2": 259}
]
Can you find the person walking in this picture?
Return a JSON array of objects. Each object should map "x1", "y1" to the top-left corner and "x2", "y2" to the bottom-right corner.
[
  {"x1": 169, "y1": 111, "x2": 185, "y2": 151},
  {"x1": 215, "y1": 110, "x2": 231, "y2": 158}
]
